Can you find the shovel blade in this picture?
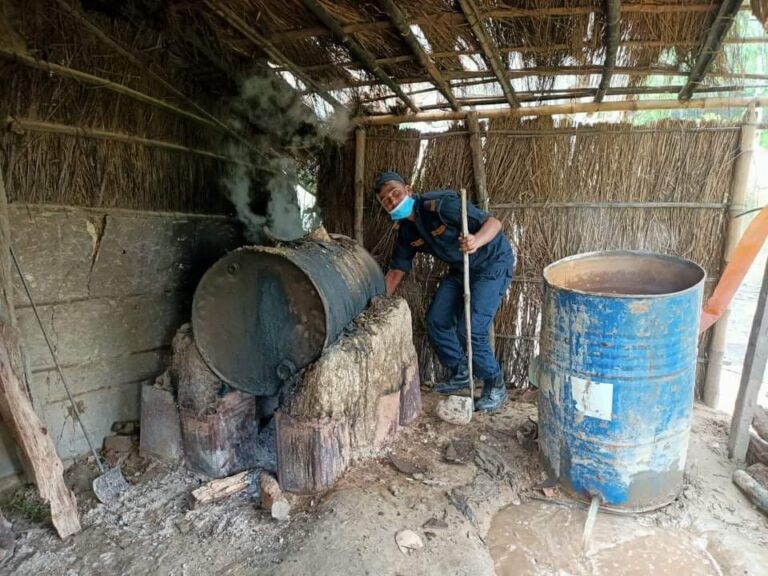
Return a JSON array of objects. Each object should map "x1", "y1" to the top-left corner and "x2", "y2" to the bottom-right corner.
[{"x1": 92, "y1": 466, "x2": 130, "y2": 505}]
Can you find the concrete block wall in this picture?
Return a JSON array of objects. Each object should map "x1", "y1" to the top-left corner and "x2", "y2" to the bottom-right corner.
[{"x1": 0, "y1": 204, "x2": 243, "y2": 483}]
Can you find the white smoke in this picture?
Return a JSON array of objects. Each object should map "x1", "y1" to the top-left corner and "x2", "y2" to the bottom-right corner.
[{"x1": 221, "y1": 72, "x2": 351, "y2": 242}]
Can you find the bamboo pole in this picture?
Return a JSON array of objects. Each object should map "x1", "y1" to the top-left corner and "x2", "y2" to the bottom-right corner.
[
  {"x1": 379, "y1": 0, "x2": 460, "y2": 111},
  {"x1": 2, "y1": 117, "x2": 254, "y2": 166},
  {"x1": 53, "y1": 0, "x2": 256, "y2": 149},
  {"x1": 457, "y1": 0, "x2": 520, "y2": 108},
  {"x1": 703, "y1": 106, "x2": 759, "y2": 408},
  {"x1": 679, "y1": 0, "x2": 743, "y2": 101},
  {"x1": 356, "y1": 97, "x2": 768, "y2": 126},
  {"x1": 595, "y1": 0, "x2": 621, "y2": 103},
  {"x1": 299, "y1": 0, "x2": 419, "y2": 113},
  {"x1": 201, "y1": 0, "x2": 345, "y2": 113},
  {"x1": 0, "y1": 164, "x2": 80, "y2": 538},
  {"x1": 0, "y1": 48, "x2": 221, "y2": 132},
  {"x1": 354, "y1": 128, "x2": 366, "y2": 244}
]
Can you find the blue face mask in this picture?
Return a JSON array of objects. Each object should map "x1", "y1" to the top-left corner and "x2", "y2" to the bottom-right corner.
[{"x1": 388, "y1": 195, "x2": 415, "y2": 221}]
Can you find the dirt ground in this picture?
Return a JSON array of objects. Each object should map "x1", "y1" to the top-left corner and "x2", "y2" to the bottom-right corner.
[{"x1": 1, "y1": 393, "x2": 767, "y2": 576}]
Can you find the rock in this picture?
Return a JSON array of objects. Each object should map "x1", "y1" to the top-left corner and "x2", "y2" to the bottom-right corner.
[
  {"x1": 103, "y1": 435, "x2": 134, "y2": 454},
  {"x1": 0, "y1": 510, "x2": 14, "y2": 563},
  {"x1": 436, "y1": 396, "x2": 473, "y2": 425},
  {"x1": 422, "y1": 517, "x2": 448, "y2": 530},
  {"x1": 753, "y1": 406, "x2": 768, "y2": 442},
  {"x1": 111, "y1": 421, "x2": 140, "y2": 436},
  {"x1": 259, "y1": 472, "x2": 291, "y2": 521},
  {"x1": 395, "y1": 529, "x2": 424, "y2": 554},
  {"x1": 389, "y1": 453, "x2": 428, "y2": 476}
]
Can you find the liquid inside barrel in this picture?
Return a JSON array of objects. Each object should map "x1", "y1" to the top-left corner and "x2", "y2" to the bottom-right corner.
[
  {"x1": 536, "y1": 251, "x2": 706, "y2": 512},
  {"x1": 192, "y1": 238, "x2": 384, "y2": 397}
]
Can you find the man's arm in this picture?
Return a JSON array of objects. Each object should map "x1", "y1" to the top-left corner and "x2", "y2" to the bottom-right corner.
[
  {"x1": 385, "y1": 269, "x2": 405, "y2": 296},
  {"x1": 460, "y1": 216, "x2": 502, "y2": 254}
]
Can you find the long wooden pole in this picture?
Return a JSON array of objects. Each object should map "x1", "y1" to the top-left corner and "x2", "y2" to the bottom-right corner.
[
  {"x1": 460, "y1": 188, "x2": 474, "y2": 410},
  {"x1": 357, "y1": 97, "x2": 768, "y2": 125},
  {"x1": 354, "y1": 128, "x2": 366, "y2": 244},
  {"x1": 703, "y1": 106, "x2": 759, "y2": 408},
  {"x1": 0, "y1": 48, "x2": 221, "y2": 132},
  {"x1": 728, "y1": 256, "x2": 768, "y2": 461},
  {"x1": 0, "y1": 166, "x2": 80, "y2": 538}
]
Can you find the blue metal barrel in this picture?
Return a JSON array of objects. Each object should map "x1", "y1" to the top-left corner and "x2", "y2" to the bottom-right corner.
[{"x1": 537, "y1": 251, "x2": 705, "y2": 511}]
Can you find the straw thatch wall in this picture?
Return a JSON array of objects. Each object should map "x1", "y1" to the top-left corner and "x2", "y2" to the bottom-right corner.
[
  {"x1": 1, "y1": 1, "x2": 229, "y2": 213},
  {"x1": 318, "y1": 120, "x2": 739, "y2": 395}
]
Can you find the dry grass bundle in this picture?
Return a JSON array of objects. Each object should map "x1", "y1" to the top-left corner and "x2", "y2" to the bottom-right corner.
[
  {"x1": 2, "y1": 1, "x2": 228, "y2": 213},
  {"x1": 416, "y1": 125, "x2": 475, "y2": 196}
]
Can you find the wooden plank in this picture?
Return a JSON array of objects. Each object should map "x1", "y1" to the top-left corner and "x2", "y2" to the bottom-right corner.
[
  {"x1": 728, "y1": 256, "x2": 768, "y2": 461},
  {"x1": 679, "y1": 0, "x2": 743, "y2": 100},
  {"x1": 399, "y1": 361, "x2": 422, "y2": 427},
  {"x1": 139, "y1": 383, "x2": 183, "y2": 464},
  {"x1": 457, "y1": 0, "x2": 519, "y2": 108},
  {"x1": 354, "y1": 128, "x2": 366, "y2": 244}
]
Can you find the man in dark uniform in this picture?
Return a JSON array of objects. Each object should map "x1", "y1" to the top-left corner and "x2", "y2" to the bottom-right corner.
[{"x1": 374, "y1": 171, "x2": 515, "y2": 412}]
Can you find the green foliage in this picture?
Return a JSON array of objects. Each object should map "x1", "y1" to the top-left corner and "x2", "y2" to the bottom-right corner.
[{"x1": 10, "y1": 489, "x2": 50, "y2": 523}]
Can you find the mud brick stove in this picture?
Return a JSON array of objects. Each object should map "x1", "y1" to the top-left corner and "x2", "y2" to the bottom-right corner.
[{"x1": 141, "y1": 231, "x2": 421, "y2": 493}]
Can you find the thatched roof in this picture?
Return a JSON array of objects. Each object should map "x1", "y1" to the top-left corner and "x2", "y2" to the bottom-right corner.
[{"x1": 183, "y1": 0, "x2": 768, "y2": 119}]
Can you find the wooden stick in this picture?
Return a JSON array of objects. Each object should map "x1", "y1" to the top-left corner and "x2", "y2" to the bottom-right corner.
[
  {"x1": 728, "y1": 255, "x2": 768, "y2": 461},
  {"x1": 191, "y1": 471, "x2": 250, "y2": 506},
  {"x1": 299, "y1": 0, "x2": 419, "y2": 113},
  {"x1": 379, "y1": 0, "x2": 459, "y2": 111},
  {"x1": 354, "y1": 127, "x2": 366, "y2": 244},
  {"x1": 460, "y1": 189, "x2": 474, "y2": 409},
  {"x1": 0, "y1": 166, "x2": 80, "y2": 538},
  {"x1": 703, "y1": 106, "x2": 758, "y2": 408},
  {"x1": 0, "y1": 48, "x2": 220, "y2": 132},
  {"x1": 3, "y1": 116, "x2": 254, "y2": 166},
  {"x1": 457, "y1": 0, "x2": 519, "y2": 108},
  {"x1": 356, "y1": 97, "x2": 768, "y2": 125},
  {"x1": 595, "y1": 0, "x2": 621, "y2": 103},
  {"x1": 679, "y1": 0, "x2": 743, "y2": 101},
  {"x1": 733, "y1": 466, "x2": 768, "y2": 514}
]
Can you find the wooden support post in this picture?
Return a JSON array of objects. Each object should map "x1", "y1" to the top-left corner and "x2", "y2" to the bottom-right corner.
[
  {"x1": 704, "y1": 106, "x2": 758, "y2": 408},
  {"x1": 0, "y1": 168, "x2": 80, "y2": 538},
  {"x1": 354, "y1": 128, "x2": 366, "y2": 244},
  {"x1": 729, "y1": 257, "x2": 768, "y2": 461},
  {"x1": 467, "y1": 113, "x2": 495, "y2": 352}
]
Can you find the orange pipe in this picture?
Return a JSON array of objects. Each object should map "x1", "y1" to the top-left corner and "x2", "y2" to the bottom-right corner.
[{"x1": 700, "y1": 206, "x2": 768, "y2": 333}]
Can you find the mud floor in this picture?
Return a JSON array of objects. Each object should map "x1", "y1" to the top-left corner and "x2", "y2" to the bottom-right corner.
[{"x1": 1, "y1": 395, "x2": 767, "y2": 576}]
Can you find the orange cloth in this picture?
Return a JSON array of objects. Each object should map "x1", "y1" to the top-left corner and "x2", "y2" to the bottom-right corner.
[{"x1": 700, "y1": 206, "x2": 768, "y2": 333}]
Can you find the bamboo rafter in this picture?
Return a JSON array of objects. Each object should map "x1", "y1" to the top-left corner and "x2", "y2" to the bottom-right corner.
[
  {"x1": 2, "y1": 116, "x2": 255, "y2": 166},
  {"x1": 595, "y1": 0, "x2": 621, "y2": 103},
  {"x1": 356, "y1": 97, "x2": 768, "y2": 125},
  {"x1": 379, "y1": 0, "x2": 459, "y2": 111},
  {"x1": 457, "y1": 0, "x2": 520, "y2": 108},
  {"x1": 680, "y1": 0, "x2": 744, "y2": 100},
  {"x1": 299, "y1": 0, "x2": 419, "y2": 113},
  {"x1": 201, "y1": 0, "x2": 346, "y2": 113}
]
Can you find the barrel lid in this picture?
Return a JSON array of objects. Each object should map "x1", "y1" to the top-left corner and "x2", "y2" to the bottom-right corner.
[
  {"x1": 543, "y1": 250, "x2": 706, "y2": 298},
  {"x1": 192, "y1": 247, "x2": 327, "y2": 396}
]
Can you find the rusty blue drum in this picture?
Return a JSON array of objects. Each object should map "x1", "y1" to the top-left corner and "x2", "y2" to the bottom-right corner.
[{"x1": 537, "y1": 251, "x2": 706, "y2": 511}]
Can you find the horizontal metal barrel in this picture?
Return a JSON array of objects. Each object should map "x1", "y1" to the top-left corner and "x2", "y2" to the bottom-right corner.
[
  {"x1": 537, "y1": 251, "x2": 705, "y2": 511},
  {"x1": 192, "y1": 237, "x2": 384, "y2": 396}
]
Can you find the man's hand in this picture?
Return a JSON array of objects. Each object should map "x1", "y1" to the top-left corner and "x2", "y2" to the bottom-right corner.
[{"x1": 459, "y1": 234, "x2": 479, "y2": 254}]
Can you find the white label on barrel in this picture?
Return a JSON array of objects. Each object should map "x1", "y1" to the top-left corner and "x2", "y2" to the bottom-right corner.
[{"x1": 571, "y1": 377, "x2": 613, "y2": 421}]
